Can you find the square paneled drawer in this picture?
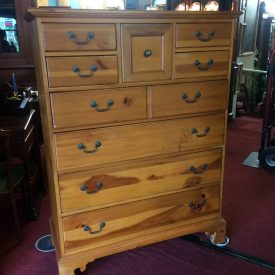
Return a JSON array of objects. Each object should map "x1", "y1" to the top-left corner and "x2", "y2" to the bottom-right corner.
[
  {"x1": 175, "y1": 51, "x2": 230, "y2": 79},
  {"x1": 55, "y1": 113, "x2": 225, "y2": 173},
  {"x1": 59, "y1": 149, "x2": 222, "y2": 213},
  {"x1": 121, "y1": 23, "x2": 172, "y2": 82},
  {"x1": 46, "y1": 56, "x2": 118, "y2": 87},
  {"x1": 50, "y1": 87, "x2": 147, "y2": 129},
  {"x1": 151, "y1": 80, "x2": 228, "y2": 118},
  {"x1": 62, "y1": 184, "x2": 220, "y2": 254},
  {"x1": 176, "y1": 22, "x2": 232, "y2": 48},
  {"x1": 42, "y1": 23, "x2": 116, "y2": 52}
]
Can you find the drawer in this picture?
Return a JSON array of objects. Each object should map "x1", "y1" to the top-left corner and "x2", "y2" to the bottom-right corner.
[
  {"x1": 55, "y1": 113, "x2": 225, "y2": 172},
  {"x1": 51, "y1": 87, "x2": 147, "y2": 129},
  {"x1": 59, "y1": 149, "x2": 222, "y2": 213},
  {"x1": 121, "y1": 24, "x2": 172, "y2": 82},
  {"x1": 46, "y1": 56, "x2": 118, "y2": 87},
  {"x1": 151, "y1": 80, "x2": 228, "y2": 118},
  {"x1": 176, "y1": 23, "x2": 232, "y2": 48},
  {"x1": 42, "y1": 23, "x2": 116, "y2": 52},
  {"x1": 175, "y1": 51, "x2": 230, "y2": 79},
  {"x1": 63, "y1": 185, "x2": 220, "y2": 253}
]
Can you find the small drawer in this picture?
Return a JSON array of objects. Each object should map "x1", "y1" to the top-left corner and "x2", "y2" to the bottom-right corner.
[
  {"x1": 121, "y1": 24, "x2": 172, "y2": 82},
  {"x1": 42, "y1": 23, "x2": 116, "y2": 52},
  {"x1": 59, "y1": 149, "x2": 222, "y2": 213},
  {"x1": 63, "y1": 185, "x2": 220, "y2": 253},
  {"x1": 176, "y1": 23, "x2": 232, "y2": 48},
  {"x1": 151, "y1": 80, "x2": 228, "y2": 118},
  {"x1": 50, "y1": 87, "x2": 147, "y2": 129},
  {"x1": 55, "y1": 113, "x2": 225, "y2": 173},
  {"x1": 46, "y1": 56, "x2": 118, "y2": 87},
  {"x1": 175, "y1": 51, "x2": 230, "y2": 79}
]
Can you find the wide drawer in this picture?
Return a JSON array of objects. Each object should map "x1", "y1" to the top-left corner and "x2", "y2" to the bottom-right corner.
[
  {"x1": 51, "y1": 87, "x2": 147, "y2": 129},
  {"x1": 55, "y1": 113, "x2": 225, "y2": 172},
  {"x1": 176, "y1": 23, "x2": 232, "y2": 48},
  {"x1": 151, "y1": 80, "x2": 228, "y2": 118},
  {"x1": 59, "y1": 149, "x2": 223, "y2": 213},
  {"x1": 46, "y1": 56, "x2": 118, "y2": 87},
  {"x1": 175, "y1": 51, "x2": 230, "y2": 79},
  {"x1": 63, "y1": 185, "x2": 220, "y2": 253},
  {"x1": 42, "y1": 23, "x2": 116, "y2": 52}
]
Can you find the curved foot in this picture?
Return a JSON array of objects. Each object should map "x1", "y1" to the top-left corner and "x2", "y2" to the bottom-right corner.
[
  {"x1": 79, "y1": 264, "x2": 87, "y2": 272},
  {"x1": 58, "y1": 259, "x2": 94, "y2": 275}
]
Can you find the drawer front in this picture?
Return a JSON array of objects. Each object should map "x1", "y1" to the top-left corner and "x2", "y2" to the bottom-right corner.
[
  {"x1": 42, "y1": 23, "x2": 116, "y2": 52},
  {"x1": 151, "y1": 80, "x2": 228, "y2": 118},
  {"x1": 51, "y1": 87, "x2": 147, "y2": 129},
  {"x1": 55, "y1": 113, "x2": 225, "y2": 172},
  {"x1": 176, "y1": 23, "x2": 232, "y2": 48},
  {"x1": 63, "y1": 185, "x2": 220, "y2": 253},
  {"x1": 175, "y1": 51, "x2": 230, "y2": 79},
  {"x1": 122, "y1": 24, "x2": 172, "y2": 82},
  {"x1": 46, "y1": 56, "x2": 118, "y2": 87},
  {"x1": 59, "y1": 149, "x2": 222, "y2": 213}
]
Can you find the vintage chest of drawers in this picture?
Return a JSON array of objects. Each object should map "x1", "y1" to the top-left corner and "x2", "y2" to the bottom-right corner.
[{"x1": 28, "y1": 8, "x2": 238, "y2": 274}]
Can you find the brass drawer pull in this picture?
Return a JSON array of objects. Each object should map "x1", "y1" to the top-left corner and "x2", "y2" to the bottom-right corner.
[
  {"x1": 192, "y1": 126, "x2": 210, "y2": 137},
  {"x1": 67, "y1": 31, "x2": 95, "y2": 45},
  {"x1": 189, "y1": 164, "x2": 208, "y2": 174},
  {"x1": 195, "y1": 30, "x2": 215, "y2": 42},
  {"x1": 194, "y1": 59, "x2": 214, "y2": 70},
  {"x1": 189, "y1": 194, "x2": 207, "y2": 211},
  {"x1": 144, "y1": 49, "x2": 152, "y2": 57},
  {"x1": 72, "y1": 64, "x2": 97, "y2": 78},
  {"x1": 77, "y1": 140, "x2": 101, "y2": 154},
  {"x1": 80, "y1": 182, "x2": 104, "y2": 194},
  {"x1": 83, "y1": 222, "x2": 106, "y2": 235},
  {"x1": 181, "y1": 91, "x2": 201, "y2": 103},
  {"x1": 90, "y1": 99, "x2": 114, "y2": 112}
]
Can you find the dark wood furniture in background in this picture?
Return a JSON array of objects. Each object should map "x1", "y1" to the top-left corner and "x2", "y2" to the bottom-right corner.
[
  {"x1": 0, "y1": 129, "x2": 25, "y2": 243},
  {"x1": 0, "y1": 109, "x2": 43, "y2": 219},
  {"x1": 0, "y1": 0, "x2": 36, "y2": 88}
]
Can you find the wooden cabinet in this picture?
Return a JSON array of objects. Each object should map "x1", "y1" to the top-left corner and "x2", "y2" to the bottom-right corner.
[{"x1": 28, "y1": 8, "x2": 238, "y2": 275}]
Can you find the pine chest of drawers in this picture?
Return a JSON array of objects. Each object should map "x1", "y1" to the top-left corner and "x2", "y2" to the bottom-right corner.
[{"x1": 29, "y1": 8, "x2": 238, "y2": 275}]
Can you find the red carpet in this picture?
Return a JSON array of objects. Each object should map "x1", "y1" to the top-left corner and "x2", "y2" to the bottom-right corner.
[
  {"x1": 0, "y1": 116, "x2": 274, "y2": 275},
  {"x1": 222, "y1": 116, "x2": 275, "y2": 262}
]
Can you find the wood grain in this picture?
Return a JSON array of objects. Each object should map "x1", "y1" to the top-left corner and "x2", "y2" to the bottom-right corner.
[
  {"x1": 46, "y1": 55, "x2": 118, "y2": 87},
  {"x1": 122, "y1": 24, "x2": 172, "y2": 82},
  {"x1": 176, "y1": 22, "x2": 232, "y2": 48},
  {"x1": 50, "y1": 87, "x2": 147, "y2": 129},
  {"x1": 42, "y1": 23, "x2": 116, "y2": 52},
  {"x1": 55, "y1": 113, "x2": 225, "y2": 173},
  {"x1": 175, "y1": 51, "x2": 230, "y2": 79},
  {"x1": 151, "y1": 80, "x2": 228, "y2": 117},
  {"x1": 63, "y1": 185, "x2": 220, "y2": 253},
  {"x1": 59, "y1": 149, "x2": 222, "y2": 213}
]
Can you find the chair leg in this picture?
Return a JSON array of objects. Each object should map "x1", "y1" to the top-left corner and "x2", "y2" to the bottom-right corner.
[{"x1": 9, "y1": 193, "x2": 22, "y2": 243}]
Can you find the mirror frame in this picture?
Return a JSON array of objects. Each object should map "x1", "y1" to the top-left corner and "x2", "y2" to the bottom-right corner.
[{"x1": 0, "y1": 0, "x2": 34, "y2": 69}]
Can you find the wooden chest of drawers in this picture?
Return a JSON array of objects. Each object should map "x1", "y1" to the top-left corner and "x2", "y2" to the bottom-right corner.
[{"x1": 29, "y1": 8, "x2": 238, "y2": 275}]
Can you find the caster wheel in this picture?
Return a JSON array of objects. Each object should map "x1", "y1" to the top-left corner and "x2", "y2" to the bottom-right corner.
[
  {"x1": 35, "y1": 234, "x2": 55, "y2": 252},
  {"x1": 259, "y1": 146, "x2": 275, "y2": 171},
  {"x1": 210, "y1": 235, "x2": 230, "y2": 247}
]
